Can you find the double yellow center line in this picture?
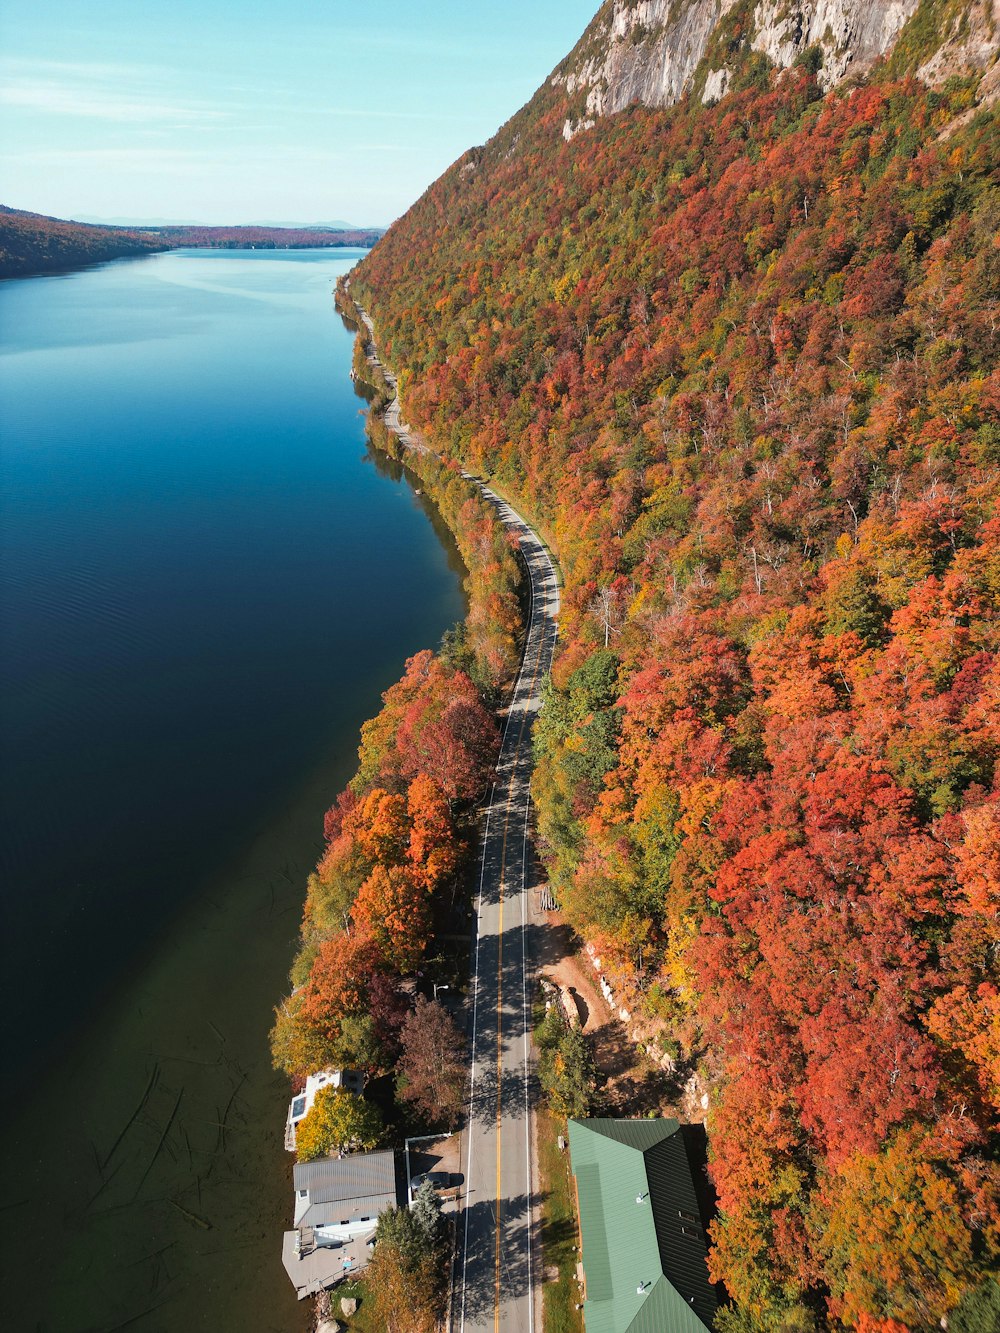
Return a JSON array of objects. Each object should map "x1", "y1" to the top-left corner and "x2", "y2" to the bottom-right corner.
[{"x1": 492, "y1": 546, "x2": 549, "y2": 1332}]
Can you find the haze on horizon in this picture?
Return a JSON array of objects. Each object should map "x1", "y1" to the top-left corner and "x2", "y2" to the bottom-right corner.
[{"x1": 0, "y1": 0, "x2": 596, "y2": 229}]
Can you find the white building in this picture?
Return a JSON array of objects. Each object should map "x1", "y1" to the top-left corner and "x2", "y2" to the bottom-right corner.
[{"x1": 284, "y1": 1067, "x2": 364, "y2": 1152}]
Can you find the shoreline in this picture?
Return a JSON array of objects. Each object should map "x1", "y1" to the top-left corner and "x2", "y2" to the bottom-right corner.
[
  {"x1": 270, "y1": 279, "x2": 564, "y2": 1326},
  {"x1": 343, "y1": 284, "x2": 563, "y2": 1333},
  {"x1": 0, "y1": 250, "x2": 466, "y2": 1332}
]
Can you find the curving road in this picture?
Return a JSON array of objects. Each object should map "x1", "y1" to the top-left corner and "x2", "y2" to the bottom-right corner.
[{"x1": 351, "y1": 297, "x2": 560, "y2": 1331}]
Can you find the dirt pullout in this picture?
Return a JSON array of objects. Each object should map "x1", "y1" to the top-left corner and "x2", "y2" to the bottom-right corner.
[{"x1": 535, "y1": 909, "x2": 689, "y2": 1119}]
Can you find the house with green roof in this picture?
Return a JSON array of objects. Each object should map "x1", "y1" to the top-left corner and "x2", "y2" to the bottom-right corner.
[{"x1": 567, "y1": 1118, "x2": 718, "y2": 1333}]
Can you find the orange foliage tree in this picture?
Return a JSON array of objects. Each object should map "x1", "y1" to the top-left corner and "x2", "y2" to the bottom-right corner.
[{"x1": 347, "y1": 44, "x2": 1000, "y2": 1324}]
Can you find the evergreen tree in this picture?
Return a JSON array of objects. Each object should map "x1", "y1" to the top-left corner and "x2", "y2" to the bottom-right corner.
[{"x1": 411, "y1": 1177, "x2": 445, "y2": 1252}]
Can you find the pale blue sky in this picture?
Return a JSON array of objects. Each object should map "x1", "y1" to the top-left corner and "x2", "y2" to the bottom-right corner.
[{"x1": 0, "y1": 0, "x2": 596, "y2": 226}]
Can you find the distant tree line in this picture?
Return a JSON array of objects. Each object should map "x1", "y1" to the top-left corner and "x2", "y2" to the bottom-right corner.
[
  {"x1": 148, "y1": 224, "x2": 383, "y2": 249},
  {"x1": 0, "y1": 205, "x2": 383, "y2": 278}
]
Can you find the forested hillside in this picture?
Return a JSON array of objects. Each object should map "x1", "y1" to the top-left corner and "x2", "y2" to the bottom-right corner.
[
  {"x1": 0, "y1": 206, "x2": 165, "y2": 277},
  {"x1": 350, "y1": 2, "x2": 1000, "y2": 1326}
]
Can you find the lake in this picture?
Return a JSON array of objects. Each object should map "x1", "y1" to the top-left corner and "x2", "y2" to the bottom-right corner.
[{"x1": 0, "y1": 249, "x2": 466, "y2": 1330}]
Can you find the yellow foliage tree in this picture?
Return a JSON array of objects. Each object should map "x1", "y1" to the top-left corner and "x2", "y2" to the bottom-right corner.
[
  {"x1": 295, "y1": 1088, "x2": 383, "y2": 1163},
  {"x1": 815, "y1": 1127, "x2": 978, "y2": 1328}
]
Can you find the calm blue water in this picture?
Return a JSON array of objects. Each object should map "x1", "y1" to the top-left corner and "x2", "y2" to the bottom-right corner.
[{"x1": 0, "y1": 250, "x2": 465, "y2": 1330}]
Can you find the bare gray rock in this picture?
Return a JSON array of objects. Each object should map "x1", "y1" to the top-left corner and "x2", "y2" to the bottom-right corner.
[{"x1": 552, "y1": 0, "x2": 998, "y2": 125}]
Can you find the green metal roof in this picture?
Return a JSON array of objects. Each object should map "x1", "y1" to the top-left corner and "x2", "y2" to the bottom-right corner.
[
  {"x1": 574, "y1": 1119, "x2": 686, "y2": 1153},
  {"x1": 568, "y1": 1118, "x2": 717, "y2": 1333}
]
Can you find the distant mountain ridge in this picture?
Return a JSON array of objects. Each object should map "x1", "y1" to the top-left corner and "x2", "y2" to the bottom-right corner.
[
  {"x1": 143, "y1": 223, "x2": 383, "y2": 249},
  {"x1": 250, "y1": 219, "x2": 384, "y2": 231}
]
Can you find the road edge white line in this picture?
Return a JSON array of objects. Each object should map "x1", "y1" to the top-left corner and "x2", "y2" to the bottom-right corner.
[{"x1": 460, "y1": 521, "x2": 538, "y2": 1333}]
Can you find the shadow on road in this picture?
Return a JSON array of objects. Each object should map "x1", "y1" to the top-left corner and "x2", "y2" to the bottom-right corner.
[
  {"x1": 455, "y1": 1190, "x2": 549, "y2": 1324},
  {"x1": 468, "y1": 1061, "x2": 541, "y2": 1128}
]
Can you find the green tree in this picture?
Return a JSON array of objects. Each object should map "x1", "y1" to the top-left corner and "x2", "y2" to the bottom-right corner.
[
  {"x1": 950, "y1": 1278, "x2": 1000, "y2": 1333},
  {"x1": 375, "y1": 1205, "x2": 433, "y2": 1266},
  {"x1": 824, "y1": 565, "x2": 889, "y2": 646},
  {"x1": 295, "y1": 1087, "x2": 383, "y2": 1162},
  {"x1": 535, "y1": 1004, "x2": 566, "y2": 1055},
  {"x1": 410, "y1": 1177, "x2": 445, "y2": 1252},
  {"x1": 331, "y1": 1013, "x2": 387, "y2": 1073},
  {"x1": 537, "y1": 1010, "x2": 595, "y2": 1119}
]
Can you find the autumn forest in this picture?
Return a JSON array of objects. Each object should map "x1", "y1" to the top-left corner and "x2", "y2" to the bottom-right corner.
[{"x1": 339, "y1": 42, "x2": 1000, "y2": 1333}]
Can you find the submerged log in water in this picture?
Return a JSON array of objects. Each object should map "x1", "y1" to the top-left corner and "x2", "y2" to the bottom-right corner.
[
  {"x1": 101, "y1": 1064, "x2": 159, "y2": 1169},
  {"x1": 169, "y1": 1199, "x2": 213, "y2": 1231},
  {"x1": 132, "y1": 1087, "x2": 183, "y2": 1201}
]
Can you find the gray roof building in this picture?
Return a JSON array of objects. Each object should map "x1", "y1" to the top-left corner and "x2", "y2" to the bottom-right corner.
[
  {"x1": 282, "y1": 1148, "x2": 400, "y2": 1299},
  {"x1": 292, "y1": 1149, "x2": 398, "y2": 1227}
]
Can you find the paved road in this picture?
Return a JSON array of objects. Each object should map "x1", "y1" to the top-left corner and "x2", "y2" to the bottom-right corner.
[
  {"x1": 454, "y1": 490, "x2": 559, "y2": 1333},
  {"x1": 351, "y1": 296, "x2": 560, "y2": 1331},
  {"x1": 354, "y1": 305, "x2": 425, "y2": 454}
]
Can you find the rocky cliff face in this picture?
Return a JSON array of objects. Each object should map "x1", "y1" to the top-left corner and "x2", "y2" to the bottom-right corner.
[{"x1": 555, "y1": 0, "x2": 998, "y2": 133}]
